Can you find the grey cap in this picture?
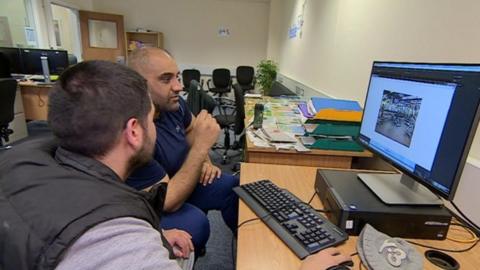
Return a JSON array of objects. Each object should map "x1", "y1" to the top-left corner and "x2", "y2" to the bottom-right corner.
[{"x1": 357, "y1": 224, "x2": 423, "y2": 270}]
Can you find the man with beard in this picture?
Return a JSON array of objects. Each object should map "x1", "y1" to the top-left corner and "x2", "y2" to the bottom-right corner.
[
  {"x1": 127, "y1": 48, "x2": 239, "y2": 253},
  {"x1": 0, "y1": 61, "x2": 199, "y2": 269}
]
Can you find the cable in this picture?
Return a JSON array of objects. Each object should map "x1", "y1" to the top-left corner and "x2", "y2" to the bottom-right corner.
[
  {"x1": 450, "y1": 201, "x2": 480, "y2": 233},
  {"x1": 407, "y1": 238, "x2": 479, "y2": 253},
  {"x1": 237, "y1": 217, "x2": 261, "y2": 229},
  {"x1": 307, "y1": 191, "x2": 316, "y2": 205},
  {"x1": 304, "y1": 191, "x2": 329, "y2": 213},
  {"x1": 447, "y1": 223, "x2": 479, "y2": 243}
]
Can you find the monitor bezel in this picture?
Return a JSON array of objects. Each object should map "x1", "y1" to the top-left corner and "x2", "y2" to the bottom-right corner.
[{"x1": 357, "y1": 61, "x2": 480, "y2": 201}]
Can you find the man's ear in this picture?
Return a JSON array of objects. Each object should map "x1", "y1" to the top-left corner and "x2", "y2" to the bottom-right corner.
[{"x1": 124, "y1": 118, "x2": 143, "y2": 149}]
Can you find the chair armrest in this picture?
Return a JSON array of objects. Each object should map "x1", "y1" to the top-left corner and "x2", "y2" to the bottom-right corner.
[{"x1": 206, "y1": 78, "x2": 213, "y2": 89}]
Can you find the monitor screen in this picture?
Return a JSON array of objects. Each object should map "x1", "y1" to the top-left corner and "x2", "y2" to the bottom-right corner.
[
  {"x1": 47, "y1": 49, "x2": 69, "y2": 74},
  {"x1": 0, "y1": 47, "x2": 23, "y2": 75},
  {"x1": 20, "y1": 48, "x2": 68, "y2": 75},
  {"x1": 358, "y1": 62, "x2": 480, "y2": 201}
]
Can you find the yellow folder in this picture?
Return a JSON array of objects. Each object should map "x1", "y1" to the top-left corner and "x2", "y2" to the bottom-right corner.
[{"x1": 314, "y1": 109, "x2": 363, "y2": 122}]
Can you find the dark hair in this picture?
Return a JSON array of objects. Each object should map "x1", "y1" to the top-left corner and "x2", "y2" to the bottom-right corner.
[{"x1": 48, "y1": 60, "x2": 151, "y2": 157}]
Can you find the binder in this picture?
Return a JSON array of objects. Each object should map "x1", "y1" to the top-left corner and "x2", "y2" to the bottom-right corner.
[
  {"x1": 314, "y1": 108, "x2": 363, "y2": 122},
  {"x1": 310, "y1": 121, "x2": 360, "y2": 137},
  {"x1": 311, "y1": 97, "x2": 362, "y2": 112},
  {"x1": 308, "y1": 138, "x2": 364, "y2": 152}
]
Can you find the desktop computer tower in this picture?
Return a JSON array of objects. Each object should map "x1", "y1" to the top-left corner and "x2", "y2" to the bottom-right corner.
[{"x1": 315, "y1": 169, "x2": 452, "y2": 240}]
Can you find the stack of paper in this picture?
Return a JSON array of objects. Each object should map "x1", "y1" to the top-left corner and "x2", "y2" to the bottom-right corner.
[{"x1": 298, "y1": 97, "x2": 365, "y2": 152}]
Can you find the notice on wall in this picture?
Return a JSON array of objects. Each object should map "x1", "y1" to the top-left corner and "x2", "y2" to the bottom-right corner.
[
  {"x1": 289, "y1": 0, "x2": 307, "y2": 39},
  {"x1": 24, "y1": 26, "x2": 38, "y2": 47},
  {"x1": 218, "y1": 27, "x2": 230, "y2": 37}
]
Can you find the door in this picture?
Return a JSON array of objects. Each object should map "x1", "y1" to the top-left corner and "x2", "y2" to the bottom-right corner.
[{"x1": 79, "y1": 10, "x2": 126, "y2": 63}]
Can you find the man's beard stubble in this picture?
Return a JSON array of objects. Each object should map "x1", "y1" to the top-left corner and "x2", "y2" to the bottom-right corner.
[{"x1": 126, "y1": 133, "x2": 155, "y2": 176}]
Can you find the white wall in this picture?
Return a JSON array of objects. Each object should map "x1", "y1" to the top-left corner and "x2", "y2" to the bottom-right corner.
[
  {"x1": 267, "y1": 0, "x2": 480, "y2": 225},
  {"x1": 91, "y1": 0, "x2": 270, "y2": 73},
  {"x1": 267, "y1": 0, "x2": 480, "y2": 160}
]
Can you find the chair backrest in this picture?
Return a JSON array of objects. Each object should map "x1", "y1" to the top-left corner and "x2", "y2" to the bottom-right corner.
[
  {"x1": 0, "y1": 52, "x2": 12, "y2": 78},
  {"x1": 236, "y1": 66, "x2": 254, "y2": 86},
  {"x1": 182, "y1": 69, "x2": 201, "y2": 89},
  {"x1": 186, "y1": 80, "x2": 216, "y2": 115},
  {"x1": 68, "y1": 54, "x2": 78, "y2": 66},
  {"x1": 212, "y1": 68, "x2": 231, "y2": 88},
  {"x1": 0, "y1": 78, "x2": 17, "y2": 126},
  {"x1": 232, "y1": 83, "x2": 245, "y2": 134}
]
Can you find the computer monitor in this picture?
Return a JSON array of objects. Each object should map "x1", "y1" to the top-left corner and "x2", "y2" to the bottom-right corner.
[
  {"x1": 357, "y1": 62, "x2": 480, "y2": 205},
  {"x1": 20, "y1": 48, "x2": 69, "y2": 75},
  {"x1": 47, "y1": 49, "x2": 69, "y2": 74},
  {"x1": 0, "y1": 47, "x2": 23, "y2": 74}
]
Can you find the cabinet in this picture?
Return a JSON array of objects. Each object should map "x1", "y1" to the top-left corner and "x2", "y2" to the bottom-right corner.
[{"x1": 126, "y1": 31, "x2": 163, "y2": 52}]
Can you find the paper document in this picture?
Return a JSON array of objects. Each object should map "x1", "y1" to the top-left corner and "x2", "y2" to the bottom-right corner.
[
  {"x1": 261, "y1": 127, "x2": 297, "y2": 143},
  {"x1": 245, "y1": 93, "x2": 262, "y2": 98}
]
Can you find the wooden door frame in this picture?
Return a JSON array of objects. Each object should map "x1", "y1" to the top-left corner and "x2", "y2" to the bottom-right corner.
[{"x1": 79, "y1": 10, "x2": 126, "y2": 62}]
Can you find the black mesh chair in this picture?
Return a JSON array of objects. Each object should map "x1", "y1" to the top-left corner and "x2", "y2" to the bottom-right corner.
[
  {"x1": 185, "y1": 80, "x2": 216, "y2": 116},
  {"x1": 213, "y1": 83, "x2": 246, "y2": 164},
  {"x1": 207, "y1": 68, "x2": 232, "y2": 98},
  {"x1": 182, "y1": 69, "x2": 203, "y2": 91},
  {"x1": 68, "y1": 54, "x2": 78, "y2": 66},
  {"x1": 0, "y1": 78, "x2": 17, "y2": 149},
  {"x1": 236, "y1": 66, "x2": 255, "y2": 93}
]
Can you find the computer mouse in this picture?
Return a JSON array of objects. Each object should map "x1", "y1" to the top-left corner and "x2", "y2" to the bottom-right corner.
[{"x1": 326, "y1": 260, "x2": 354, "y2": 270}]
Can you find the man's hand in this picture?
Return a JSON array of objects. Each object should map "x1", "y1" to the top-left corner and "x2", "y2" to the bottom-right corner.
[
  {"x1": 191, "y1": 110, "x2": 220, "y2": 152},
  {"x1": 299, "y1": 248, "x2": 352, "y2": 270},
  {"x1": 162, "y1": 229, "x2": 194, "y2": 258},
  {"x1": 200, "y1": 162, "x2": 222, "y2": 185}
]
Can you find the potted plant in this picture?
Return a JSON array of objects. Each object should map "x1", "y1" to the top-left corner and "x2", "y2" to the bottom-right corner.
[{"x1": 256, "y1": 59, "x2": 278, "y2": 96}]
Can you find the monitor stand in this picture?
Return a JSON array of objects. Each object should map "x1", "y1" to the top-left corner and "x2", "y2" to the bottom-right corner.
[{"x1": 357, "y1": 173, "x2": 443, "y2": 206}]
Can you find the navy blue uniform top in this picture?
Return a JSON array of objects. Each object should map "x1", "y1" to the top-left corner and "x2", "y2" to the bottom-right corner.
[{"x1": 127, "y1": 97, "x2": 193, "y2": 190}]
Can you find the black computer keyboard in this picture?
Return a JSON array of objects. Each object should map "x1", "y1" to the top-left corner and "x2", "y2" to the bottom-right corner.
[{"x1": 234, "y1": 179, "x2": 348, "y2": 259}]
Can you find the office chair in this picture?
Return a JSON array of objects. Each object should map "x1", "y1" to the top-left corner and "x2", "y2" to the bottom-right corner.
[
  {"x1": 207, "y1": 68, "x2": 232, "y2": 99},
  {"x1": 182, "y1": 69, "x2": 203, "y2": 91},
  {"x1": 236, "y1": 66, "x2": 256, "y2": 93},
  {"x1": 0, "y1": 78, "x2": 17, "y2": 149},
  {"x1": 213, "y1": 83, "x2": 246, "y2": 164},
  {"x1": 185, "y1": 80, "x2": 216, "y2": 115},
  {"x1": 68, "y1": 54, "x2": 78, "y2": 66},
  {"x1": 0, "y1": 52, "x2": 13, "y2": 78}
]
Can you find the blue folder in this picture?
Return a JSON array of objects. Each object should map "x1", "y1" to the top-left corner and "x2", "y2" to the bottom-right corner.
[{"x1": 311, "y1": 97, "x2": 362, "y2": 112}]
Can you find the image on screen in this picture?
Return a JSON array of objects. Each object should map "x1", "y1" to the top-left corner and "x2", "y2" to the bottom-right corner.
[
  {"x1": 358, "y1": 62, "x2": 480, "y2": 200},
  {"x1": 375, "y1": 90, "x2": 422, "y2": 147}
]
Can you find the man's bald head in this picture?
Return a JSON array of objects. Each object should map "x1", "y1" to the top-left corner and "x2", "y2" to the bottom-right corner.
[
  {"x1": 128, "y1": 48, "x2": 183, "y2": 112},
  {"x1": 128, "y1": 48, "x2": 172, "y2": 73}
]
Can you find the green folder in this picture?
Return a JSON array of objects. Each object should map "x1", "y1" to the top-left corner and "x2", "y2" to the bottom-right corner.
[
  {"x1": 308, "y1": 138, "x2": 364, "y2": 152},
  {"x1": 308, "y1": 121, "x2": 360, "y2": 137}
]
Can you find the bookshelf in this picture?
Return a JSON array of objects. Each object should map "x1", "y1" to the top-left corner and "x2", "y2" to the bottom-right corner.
[{"x1": 126, "y1": 31, "x2": 163, "y2": 52}]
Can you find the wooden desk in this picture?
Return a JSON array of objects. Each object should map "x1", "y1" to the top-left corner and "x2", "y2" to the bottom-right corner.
[
  {"x1": 245, "y1": 137, "x2": 373, "y2": 168},
  {"x1": 19, "y1": 81, "x2": 53, "y2": 121},
  {"x1": 237, "y1": 163, "x2": 480, "y2": 270}
]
